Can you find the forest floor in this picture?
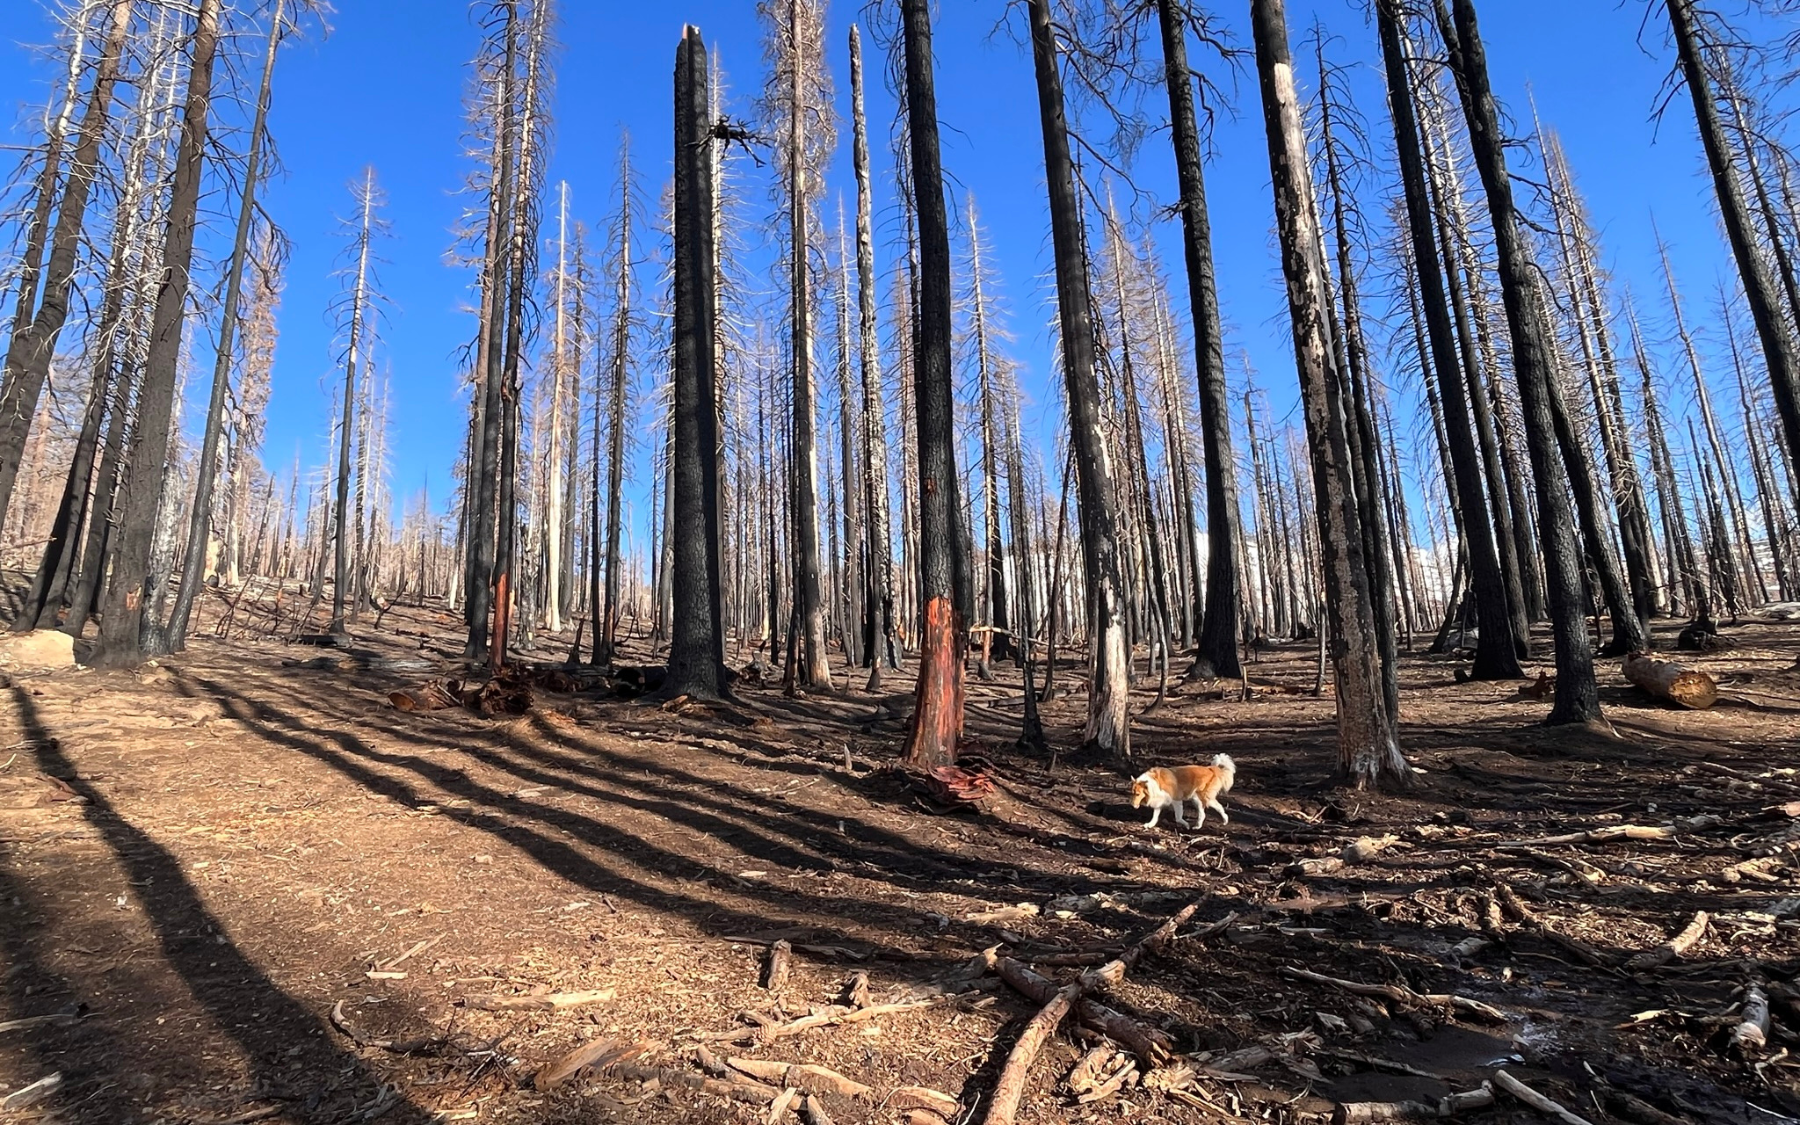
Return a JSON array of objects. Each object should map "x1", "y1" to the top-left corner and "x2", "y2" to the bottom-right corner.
[{"x1": 1, "y1": 585, "x2": 1798, "y2": 1125}]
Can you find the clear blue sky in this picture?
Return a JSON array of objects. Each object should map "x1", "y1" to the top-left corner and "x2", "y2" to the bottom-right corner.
[{"x1": 0, "y1": 0, "x2": 1753, "y2": 538}]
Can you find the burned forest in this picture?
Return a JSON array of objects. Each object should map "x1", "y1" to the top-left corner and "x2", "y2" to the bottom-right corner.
[{"x1": 0, "y1": 0, "x2": 1798, "y2": 1123}]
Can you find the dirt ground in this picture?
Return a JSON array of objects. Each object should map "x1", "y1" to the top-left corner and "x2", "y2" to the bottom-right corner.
[{"x1": 1, "y1": 589, "x2": 1797, "y2": 1125}]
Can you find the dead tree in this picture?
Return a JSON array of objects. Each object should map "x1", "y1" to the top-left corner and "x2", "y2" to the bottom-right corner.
[
  {"x1": 597, "y1": 138, "x2": 634, "y2": 664},
  {"x1": 1029, "y1": 0, "x2": 1132, "y2": 757},
  {"x1": 0, "y1": 0, "x2": 133, "y2": 534},
  {"x1": 1376, "y1": 0, "x2": 1522, "y2": 678},
  {"x1": 1664, "y1": 0, "x2": 1800, "y2": 530},
  {"x1": 167, "y1": 0, "x2": 285, "y2": 648},
  {"x1": 663, "y1": 26, "x2": 729, "y2": 700},
  {"x1": 96, "y1": 0, "x2": 222, "y2": 666},
  {"x1": 1436, "y1": 0, "x2": 1601, "y2": 724},
  {"x1": 1253, "y1": 0, "x2": 1408, "y2": 788},
  {"x1": 849, "y1": 24, "x2": 897, "y2": 684},
  {"x1": 1154, "y1": 0, "x2": 1242, "y2": 680},
  {"x1": 899, "y1": 0, "x2": 967, "y2": 768}
]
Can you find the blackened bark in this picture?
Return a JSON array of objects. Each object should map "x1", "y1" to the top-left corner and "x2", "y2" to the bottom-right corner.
[
  {"x1": 899, "y1": 0, "x2": 966, "y2": 768},
  {"x1": 1438, "y1": 0, "x2": 1600, "y2": 723},
  {"x1": 1155, "y1": 0, "x2": 1241, "y2": 680},
  {"x1": 1029, "y1": 0, "x2": 1132, "y2": 756},
  {"x1": 95, "y1": 0, "x2": 221, "y2": 666},
  {"x1": 664, "y1": 26, "x2": 729, "y2": 700},
  {"x1": 1376, "y1": 0, "x2": 1522, "y2": 679},
  {"x1": 1253, "y1": 0, "x2": 1407, "y2": 789}
]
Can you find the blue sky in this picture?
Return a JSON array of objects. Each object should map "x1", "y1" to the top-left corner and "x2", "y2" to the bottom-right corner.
[{"x1": 0, "y1": 0, "x2": 1753, "y2": 538}]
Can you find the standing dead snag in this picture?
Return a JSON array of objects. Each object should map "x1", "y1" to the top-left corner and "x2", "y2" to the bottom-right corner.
[
  {"x1": 1028, "y1": 0, "x2": 1132, "y2": 758},
  {"x1": 898, "y1": 0, "x2": 966, "y2": 769},
  {"x1": 1251, "y1": 0, "x2": 1407, "y2": 789},
  {"x1": 0, "y1": 0, "x2": 133, "y2": 535},
  {"x1": 96, "y1": 0, "x2": 223, "y2": 666},
  {"x1": 662, "y1": 26, "x2": 730, "y2": 702},
  {"x1": 1375, "y1": 0, "x2": 1521, "y2": 682},
  {"x1": 1435, "y1": 0, "x2": 1602, "y2": 726},
  {"x1": 1155, "y1": 0, "x2": 1243, "y2": 682}
]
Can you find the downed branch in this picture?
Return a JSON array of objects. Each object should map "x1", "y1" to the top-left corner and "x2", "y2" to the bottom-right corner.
[
  {"x1": 1334, "y1": 1084, "x2": 1495, "y2": 1124},
  {"x1": 988, "y1": 955, "x2": 1171, "y2": 1062},
  {"x1": 725, "y1": 1058, "x2": 872, "y2": 1099},
  {"x1": 327, "y1": 1000, "x2": 444, "y2": 1055},
  {"x1": 984, "y1": 981, "x2": 1080, "y2": 1125},
  {"x1": 1278, "y1": 967, "x2": 1508, "y2": 1023},
  {"x1": 764, "y1": 940, "x2": 793, "y2": 991},
  {"x1": 1494, "y1": 824, "x2": 1689, "y2": 848},
  {"x1": 462, "y1": 988, "x2": 616, "y2": 1012},
  {"x1": 697, "y1": 994, "x2": 959, "y2": 1045},
  {"x1": 611, "y1": 1062, "x2": 782, "y2": 1105},
  {"x1": 1493, "y1": 1070, "x2": 1593, "y2": 1125},
  {"x1": 1623, "y1": 912, "x2": 1707, "y2": 973},
  {"x1": 534, "y1": 1037, "x2": 655, "y2": 1091},
  {"x1": 981, "y1": 900, "x2": 1201, "y2": 1125},
  {"x1": 1623, "y1": 652, "x2": 1717, "y2": 710},
  {"x1": 1493, "y1": 884, "x2": 1610, "y2": 968},
  {"x1": 0, "y1": 1005, "x2": 82, "y2": 1034},
  {"x1": 1731, "y1": 984, "x2": 1769, "y2": 1051}
]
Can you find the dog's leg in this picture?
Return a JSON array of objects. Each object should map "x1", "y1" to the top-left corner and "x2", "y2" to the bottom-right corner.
[
  {"x1": 1171, "y1": 802, "x2": 1188, "y2": 828},
  {"x1": 1208, "y1": 799, "x2": 1229, "y2": 826},
  {"x1": 1146, "y1": 806, "x2": 1162, "y2": 828},
  {"x1": 1190, "y1": 796, "x2": 1206, "y2": 826}
]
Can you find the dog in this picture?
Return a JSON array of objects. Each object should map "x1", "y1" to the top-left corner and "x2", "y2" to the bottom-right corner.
[{"x1": 1130, "y1": 755, "x2": 1236, "y2": 830}]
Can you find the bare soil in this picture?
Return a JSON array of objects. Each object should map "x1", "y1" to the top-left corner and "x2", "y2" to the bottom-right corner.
[{"x1": 2, "y1": 592, "x2": 1797, "y2": 1125}]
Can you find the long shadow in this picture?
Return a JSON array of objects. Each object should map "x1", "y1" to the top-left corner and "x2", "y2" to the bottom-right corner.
[
  {"x1": 179, "y1": 673, "x2": 1001, "y2": 966},
  {"x1": 7, "y1": 685, "x2": 429, "y2": 1123}
]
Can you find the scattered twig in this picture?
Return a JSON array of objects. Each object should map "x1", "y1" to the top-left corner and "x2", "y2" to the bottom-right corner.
[
  {"x1": 0, "y1": 1004, "x2": 82, "y2": 1034},
  {"x1": 1344, "y1": 835, "x2": 1401, "y2": 863},
  {"x1": 379, "y1": 933, "x2": 445, "y2": 971},
  {"x1": 983, "y1": 980, "x2": 1079, "y2": 1125},
  {"x1": 1624, "y1": 912, "x2": 1708, "y2": 972},
  {"x1": 1279, "y1": 967, "x2": 1509, "y2": 1023},
  {"x1": 327, "y1": 1001, "x2": 444, "y2": 1055},
  {"x1": 988, "y1": 954, "x2": 1171, "y2": 1061},
  {"x1": 1317, "y1": 1047, "x2": 1444, "y2": 1080},
  {"x1": 1493, "y1": 1070, "x2": 1594, "y2": 1125},
  {"x1": 0, "y1": 1073, "x2": 62, "y2": 1111},
  {"x1": 1494, "y1": 824, "x2": 1684, "y2": 848}
]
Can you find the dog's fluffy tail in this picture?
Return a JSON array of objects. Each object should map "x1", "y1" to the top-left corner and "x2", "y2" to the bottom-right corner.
[{"x1": 1211, "y1": 753, "x2": 1236, "y2": 792}]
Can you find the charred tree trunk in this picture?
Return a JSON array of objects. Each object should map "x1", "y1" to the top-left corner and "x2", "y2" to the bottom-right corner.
[
  {"x1": 899, "y1": 0, "x2": 966, "y2": 768},
  {"x1": 1253, "y1": 0, "x2": 1407, "y2": 788},
  {"x1": 1156, "y1": 0, "x2": 1241, "y2": 680},
  {"x1": 1029, "y1": 0, "x2": 1132, "y2": 757},
  {"x1": 1665, "y1": 0, "x2": 1800, "y2": 530},
  {"x1": 663, "y1": 26, "x2": 729, "y2": 700},
  {"x1": 95, "y1": 0, "x2": 221, "y2": 666},
  {"x1": 1437, "y1": 0, "x2": 1601, "y2": 724},
  {"x1": 1376, "y1": 0, "x2": 1522, "y2": 678}
]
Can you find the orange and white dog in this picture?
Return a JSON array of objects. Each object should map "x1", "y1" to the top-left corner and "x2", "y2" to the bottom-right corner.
[{"x1": 1130, "y1": 755, "x2": 1236, "y2": 830}]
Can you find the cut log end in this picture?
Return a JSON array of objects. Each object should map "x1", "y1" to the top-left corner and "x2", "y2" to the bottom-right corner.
[{"x1": 1622, "y1": 653, "x2": 1718, "y2": 710}]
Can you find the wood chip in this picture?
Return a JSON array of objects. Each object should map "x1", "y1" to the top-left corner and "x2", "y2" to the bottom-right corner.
[{"x1": 533, "y1": 1037, "x2": 654, "y2": 1090}]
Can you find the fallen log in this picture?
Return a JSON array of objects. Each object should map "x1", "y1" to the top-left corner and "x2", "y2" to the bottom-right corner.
[
  {"x1": 1279, "y1": 967, "x2": 1509, "y2": 1023},
  {"x1": 1493, "y1": 1070, "x2": 1593, "y2": 1125},
  {"x1": 1623, "y1": 652, "x2": 1717, "y2": 710},
  {"x1": 1623, "y1": 912, "x2": 1707, "y2": 972},
  {"x1": 981, "y1": 900, "x2": 1199, "y2": 1124}
]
